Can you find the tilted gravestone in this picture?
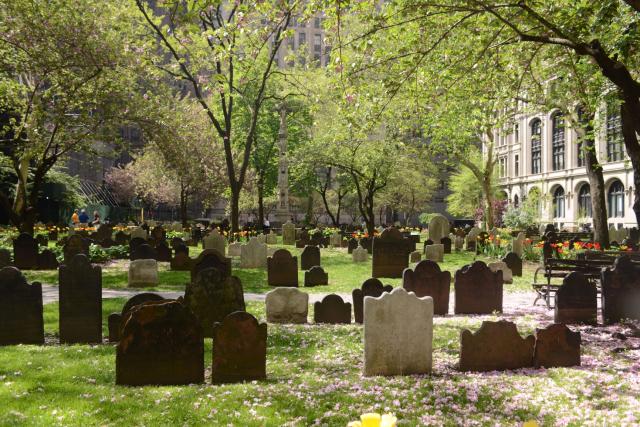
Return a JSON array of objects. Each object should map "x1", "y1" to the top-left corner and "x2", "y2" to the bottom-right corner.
[
  {"x1": 116, "y1": 299, "x2": 204, "y2": 386},
  {"x1": 0, "y1": 267, "x2": 44, "y2": 345},
  {"x1": 191, "y1": 249, "x2": 231, "y2": 283},
  {"x1": 203, "y1": 230, "x2": 226, "y2": 255},
  {"x1": 488, "y1": 261, "x2": 513, "y2": 284},
  {"x1": 440, "y1": 237, "x2": 452, "y2": 254},
  {"x1": 601, "y1": 256, "x2": 640, "y2": 324},
  {"x1": 424, "y1": 244, "x2": 444, "y2": 263},
  {"x1": 347, "y1": 238, "x2": 359, "y2": 254},
  {"x1": 131, "y1": 243, "x2": 157, "y2": 261},
  {"x1": 364, "y1": 288, "x2": 433, "y2": 376},
  {"x1": 36, "y1": 249, "x2": 59, "y2": 270},
  {"x1": 240, "y1": 237, "x2": 267, "y2": 268},
  {"x1": 533, "y1": 323, "x2": 581, "y2": 368},
  {"x1": 63, "y1": 234, "x2": 90, "y2": 264},
  {"x1": 212, "y1": 311, "x2": 267, "y2": 384},
  {"x1": 267, "y1": 249, "x2": 298, "y2": 287},
  {"x1": 300, "y1": 245, "x2": 321, "y2": 270},
  {"x1": 314, "y1": 294, "x2": 351, "y2": 324},
  {"x1": 184, "y1": 267, "x2": 245, "y2": 337},
  {"x1": 372, "y1": 228, "x2": 412, "y2": 278},
  {"x1": 454, "y1": 261, "x2": 503, "y2": 314},
  {"x1": 502, "y1": 252, "x2": 522, "y2": 277},
  {"x1": 281, "y1": 221, "x2": 296, "y2": 245},
  {"x1": 459, "y1": 320, "x2": 535, "y2": 372},
  {"x1": 402, "y1": 260, "x2": 451, "y2": 315},
  {"x1": 108, "y1": 293, "x2": 165, "y2": 342},
  {"x1": 304, "y1": 266, "x2": 328, "y2": 287},
  {"x1": 352, "y1": 245, "x2": 368, "y2": 263},
  {"x1": 155, "y1": 241, "x2": 172, "y2": 262},
  {"x1": 128, "y1": 259, "x2": 158, "y2": 288},
  {"x1": 352, "y1": 278, "x2": 393, "y2": 324},
  {"x1": 59, "y1": 254, "x2": 102, "y2": 344},
  {"x1": 428, "y1": 214, "x2": 449, "y2": 244},
  {"x1": 13, "y1": 233, "x2": 38, "y2": 270},
  {"x1": 555, "y1": 272, "x2": 597, "y2": 325},
  {"x1": 265, "y1": 287, "x2": 308, "y2": 324}
]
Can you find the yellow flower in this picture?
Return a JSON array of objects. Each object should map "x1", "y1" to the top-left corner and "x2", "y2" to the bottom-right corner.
[
  {"x1": 523, "y1": 421, "x2": 539, "y2": 427},
  {"x1": 347, "y1": 413, "x2": 396, "y2": 427}
]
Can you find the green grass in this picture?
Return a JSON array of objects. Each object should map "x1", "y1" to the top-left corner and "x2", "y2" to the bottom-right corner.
[{"x1": 0, "y1": 299, "x2": 637, "y2": 425}]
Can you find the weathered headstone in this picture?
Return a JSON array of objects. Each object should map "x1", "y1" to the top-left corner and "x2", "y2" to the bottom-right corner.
[
  {"x1": 116, "y1": 299, "x2": 203, "y2": 386},
  {"x1": 352, "y1": 245, "x2": 368, "y2": 263},
  {"x1": 240, "y1": 237, "x2": 267, "y2": 268},
  {"x1": 0, "y1": 267, "x2": 43, "y2": 345},
  {"x1": 352, "y1": 278, "x2": 393, "y2": 324},
  {"x1": 184, "y1": 267, "x2": 245, "y2": 337},
  {"x1": 265, "y1": 287, "x2": 308, "y2": 324},
  {"x1": 402, "y1": 260, "x2": 451, "y2": 315},
  {"x1": 555, "y1": 272, "x2": 597, "y2": 325},
  {"x1": 108, "y1": 293, "x2": 165, "y2": 342},
  {"x1": 372, "y1": 228, "x2": 412, "y2": 278},
  {"x1": 131, "y1": 243, "x2": 157, "y2": 261},
  {"x1": 304, "y1": 266, "x2": 328, "y2": 287},
  {"x1": 267, "y1": 249, "x2": 298, "y2": 287},
  {"x1": 13, "y1": 233, "x2": 38, "y2": 270},
  {"x1": 191, "y1": 249, "x2": 231, "y2": 282},
  {"x1": 488, "y1": 261, "x2": 513, "y2": 284},
  {"x1": 330, "y1": 232, "x2": 342, "y2": 248},
  {"x1": 428, "y1": 214, "x2": 449, "y2": 243},
  {"x1": 409, "y1": 251, "x2": 422, "y2": 263},
  {"x1": 282, "y1": 221, "x2": 296, "y2": 245},
  {"x1": 465, "y1": 227, "x2": 480, "y2": 252},
  {"x1": 454, "y1": 235, "x2": 464, "y2": 251},
  {"x1": 212, "y1": 311, "x2": 267, "y2": 384},
  {"x1": 203, "y1": 230, "x2": 226, "y2": 256},
  {"x1": 364, "y1": 288, "x2": 433, "y2": 376},
  {"x1": 170, "y1": 252, "x2": 192, "y2": 271},
  {"x1": 459, "y1": 320, "x2": 535, "y2": 372},
  {"x1": 454, "y1": 261, "x2": 503, "y2": 314},
  {"x1": 63, "y1": 234, "x2": 90, "y2": 264},
  {"x1": 601, "y1": 256, "x2": 640, "y2": 324},
  {"x1": 228, "y1": 242, "x2": 242, "y2": 257},
  {"x1": 502, "y1": 252, "x2": 522, "y2": 277},
  {"x1": 512, "y1": 232, "x2": 525, "y2": 257},
  {"x1": 440, "y1": 237, "x2": 452, "y2": 254},
  {"x1": 424, "y1": 244, "x2": 444, "y2": 263},
  {"x1": 533, "y1": 324, "x2": 581, "y2": 368},
  {"x1": 36, "y1": 249, "x2": 59, "y2": 270},
  {"x1": 128, "y1": 259, "x2": 158, "y2": 288},
  {"x1": 314, "y1": 294, "x2": 351, "y2": 324},
  {"x1": 266, "y1": 232, "x2": 278, "y2": 245},
  {"x1": 59, "y1": 254, "x2": 102, "y2": 344},
  {"x1": 300, "y1": 245, "x2": 321, "y2": 270}
]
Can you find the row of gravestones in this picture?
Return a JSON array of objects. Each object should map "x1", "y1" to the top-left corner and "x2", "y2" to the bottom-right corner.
[
  {"x1": 9, "y1": 233, "x2": 94, "y2": 271},
  {"x1": 266, "y1": 248, "x2": 329, "y2": 287}
]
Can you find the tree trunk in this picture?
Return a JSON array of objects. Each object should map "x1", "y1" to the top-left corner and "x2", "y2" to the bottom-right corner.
[
  {"x1": 305, "y1": 195, "x2": 313, "y2": 226},
  {"x1": 179, "y1": 185, "x2": 188, "y2": 228},
  {"x1": 230, "y1": 185, "x2": 241, "y2": 232},
  {"x1": 581, "y1": 121, "x2": 609, "y2": 248},
  {"x1": 620, "y1": 95, "x2": 640, "y2": 228},
  {"x1": 257, "y1": 174, "x2": 265, "y2": 231},
  {"x1": 318, "y1": 188, "x2": 337, "y2": 226},
  {"x1": 482, "y1": 177, "x2": 494, "y2": 230}
]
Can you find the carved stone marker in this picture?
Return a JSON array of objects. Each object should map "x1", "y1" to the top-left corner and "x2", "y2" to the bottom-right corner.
[
  {"x1": 59, "y1": 254, "x2": 102, "y2": 344},
  {"x1": 424, "y1": 244, "x2": 444, "y2": 263},
  {"x1": 300, "y1": 245, "x2": 321, "y2": 270},
  {"x1": 267, "y1": 249, "x2": 298, "y2": 287},
  {"x1": 240, "y1": 237, "x2": 267, "y2": 268},
  {"x1": 0, "y1": 267, "x2": 43, "y2": 345},
  {"x1": 116, "y1": 299, "x2": 204, "y2": 386},
  {"x1": 352, "y1": 245, "x2": 368, "y2": 263},
  {"x1": 428, "y1": 214, "x2": 449, "y2": 244},
  {"x1": 372, "y1": 228, "x2": 412, "y2": 278},
  {"x1": 108, "y1": 293, "x2": 165, "y2": 342},
  {"x1": 601, "y1": 256, "x2": 640, "y2": 324},
  {"x1": 191, "y1": 249, "x2": 231, "y2": 283},
  {"x1": 228, "y1": 242, "x2": 242, "y2": 257},
  {"x1": 184, "y1": 267, "x2": 245, "y2": 337},
  {"x1": 304, "y1": 266, "x2": 328, "y2": 287},
  {"x1": 533, "y1": 323, "x2": 581, "y2": 368},
  {"x1": 212, "y1": 311, "x2": 267, "y2": 384},
  {"x1": 352, "y1": 278, "x2": 393, "y2": 324},
  {"x1": 330, "y1": 232, "x2": 342, "y2": 248},
  {"x1": 402, "y1": 260, "x2": 451, "y2": 315},
  {"x1": 440, "y1": 237, "x2": 452, "y2": 254},
  {"x1": 409, "y1": 251, "x2": 422, "y2": 263},
  {"x1": 131, "y1": 243, "x2": 157, "y2": 261},
  {"x1": 63, "y1": 234, "x2": 90, "y2": 264},
  {"x1": 203, "y1": 230, "x2": 226, "y2": 256},
  {"x1": 170, "y1": 251, "x2": 192, "y2": 271},
  {"x1": 282, "y1": 221, "x2": 296, "y2": 245},
  {"x1": 265, "y1": 287, "x2": 308, "y2": 324},
  {"x1": 266, "y1": 232, "x2": 278, "y2": 245},
  {"x1": 502, "y1": 252, "x2": 522, "y2": 277},
  {"x1": 555, "y1": 272, "x2": 597, "y2": 325},
  {"x1": 454, "y1": 261, "x2": 503, "y2": 314},
  {"x1": 459, "y1": 320, "x2": 535, "y2": 372},
  {"x1": 314, "y1": 294, "x2": 351, "y2": 324},
  {"x1": 364, "y1": 288, "x2": 433, "y2": 376},
  {"x1": 128, "y1": 259, "x2": 158, "y2": 288},
  {"x1": 36, "y1": 249, "x2": 59, "y2": 270},
  {"x1": 13, "y1": 233, "x2": 38, "y2": 270},
  {"x1": 488, "y1": 261, "x2": 513, "y2": 284}
]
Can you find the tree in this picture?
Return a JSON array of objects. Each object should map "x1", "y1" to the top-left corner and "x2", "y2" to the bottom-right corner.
[
  {"x1": 135, "y1": 0, "x2": 298, "y2": 231},
  {"x1": 446, "y1": 154, "x2": 485, "y2": 218},
  {"x1": 0, "y1": 0, "x2": 141, "y2": 232}
]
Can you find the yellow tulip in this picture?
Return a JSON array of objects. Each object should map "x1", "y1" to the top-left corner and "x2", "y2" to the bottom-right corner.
[
  {"x1": 347, "y1": 413, "x2": 397, "y2": 427},
  {"x1": 523, "y1": 421, "x2": 539, "y2": 427}
]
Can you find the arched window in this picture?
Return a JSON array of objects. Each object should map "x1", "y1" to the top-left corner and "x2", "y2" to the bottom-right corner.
[
  {"x1": 551, "y1": 113, "x2": 565, "y2": 170},
  {"x1": 513, "y1": 194, "x2": 519, "y2": 208},
  {"x1": 531, "y1": 119, "x2": 542, "y2": 174},
  {"x1": 553, "y1": 186, "x2": 565, "y2": 219},
  {"x1": 578, "y1": 184, "x2": 592, "y2": 218},
  {"x1": 608, "y1": 181, "x2": 625, "y2": 218},
  {"x1": 607, "y1": 104, "x2": 624, "y2": 162}
]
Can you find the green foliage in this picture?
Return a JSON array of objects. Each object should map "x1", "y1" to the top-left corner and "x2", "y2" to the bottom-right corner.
[{"x1": 446, "y1": 166, "x2": 483, "y2": 218}]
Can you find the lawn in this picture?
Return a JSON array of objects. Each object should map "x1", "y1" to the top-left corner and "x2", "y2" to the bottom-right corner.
[{"x1": 1, "y1": 298, "x2": 639, "y2": 425}]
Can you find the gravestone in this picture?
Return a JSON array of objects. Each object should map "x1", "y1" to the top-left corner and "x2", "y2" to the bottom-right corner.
[
  {"x1": 314, "y1": 294, "x2": 351, "y2": 324},
  {"x1": 240, "y1": 238, "x2": 267, "y2": 268},
  {"x1": 402, "y1": 260, "x2": 451, "y2": 315},
  {"x1": 330, "y1": 232, "x2": 342, "y2": 248},
  {"x1": 348, "y1": 238, "x2": 359, "y2": 254},
  {"x1": 256, "y1": 234, "x2": 267, "y2": 244},
  {"x1": 267, "y1": 249, "x2": 298, "y2": 287},
  {"x1": 191, "y1": 249, "x2": 231, "y2": 282},
  {"x1": 454, "y1": 261, "x2": 503, "y2": 314},
  {"x1": 266, "y1": 232, "x2": 278, "y2": 245},
  {"x1": 555, "y1": 272, "x2": 597, "y2": 325},
  {"x1": 130, "y1": 227, "x2": 147, "y2": 240},
  {"x1": 108, "y1": 293, "x2": 165, "y2": 342},
  {"x1": 364, "y1": 288, "x2": 433, "y2": 376},
  {"x1": 155, "y1": 241, "x2": 172, "y2": 262},
  {"x1": 352, "y1": 278, "x2": 393, "y2": 324},
  {"x1": 184, "y1": 267, "x2": 245, "y2": 337},
  {"x1": 228, "y1": 242, "x2": 242, "y2": 257},
  {"x1": 170, "y1": 252, "x2": 192, "y2": 271},
  {"x1": 128, "y1": 259, "x2": 158, "y2": 288},
  {"x1": 409, "y1": 251, "x2": 422, "y2": 263},
  {"x1": 488, "y1": 261, "x2": 513, "y2": 284},
  {"x1": 0, "y1": 249, "x2": 11, "y2": 268},
  {"x1": 502, "y1": 252, "x2": 522, "y2": 277},
  {"x1": 174, "y1": 243, "x2": 189, "y2": 256},
  {"x1": 352, "y1": 245, "x2": 368, "y2": 263},
  {"x1": 282, "y1": 221, "x2": 296, "y2": 245},
  {"x1": 63, "y1": 234, "x2": 90, "y2": 264},
  {"x1": 59, "y1": 254, "x2": 102, "y2": 344},
  {"x1": 428, "y1": 214, "x2": 449, "y2": 244},
  {"x1": 454, "y1": 235, "x2": 464, "y2": 251},
  {"x1": 424, "y1": 239, "x2": 434, "y2": 247},
  {"x1": 512, "y1": 232, "x2": 525, "y2": 257},
  {"x1": 100, "y1": 237, "x2": 117, "y2": 248},
  {"x1": 131, "y1": 243, "x2": 157, "y2": 261},
  {"x1": 203, "y1": 230, "x2": 226, "y2": 255},
  {"x1": 13, "y1": 233, "x2": 38, "y2": 270},
  {"x1": 304, "y1": 266, "x2": 328, "y2": 287},
  {"x1": 459, "y1": 320, "x2": 535, "y2": 372},
  {"x1": 533, "y1": 324, "x2": 581, "y2": 368},
  {"x1": 212, "y1": 311, "x2": 267, "y2": 384},
  {"x1": 372, "y1": 228, "x2": 412, "y2": 278},
  {"x1": 424, "y1": 244, "x2": 444, "y2": 263},
  {"x1": 116, "y1": 299, "x2": 203, "y2": 386},
  {"x1": 601, "y1": 256, "x2": 640, "y2": 324},
  {"x1": 94, "y1": 225, "x2": 113, "y2": 242},
  {"x1": 171, "y1": 237, "x2": 185, "y2": 249},
  {"x1": 300, "y1": 245, "x2": 321, "y2": 270},
  {"x1": 0, "y1": 267, "x2": 44, "y2": 345},
  {"x1": 36, "y1": 249, "x2": 59, "y2": 270},
  {"x1": 114, "y1": 231, "x2": 129, "y2": 246},
  {"x1": 465, "y1": 227, "x2": 480, "y2": 252},
  {"x1": 151, "y1": 226, "x2": 166, "y2": 243},
  {"x1": 440, "y1": 237, "x2": 452, "y2": 254},
  {"x1": 265, "y1": 287, "x2": 308, "y2": 324}
]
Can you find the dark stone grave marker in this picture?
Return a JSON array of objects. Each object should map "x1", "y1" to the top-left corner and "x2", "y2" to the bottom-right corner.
[
  {"x1": 267, "y1": 249, "x2": 298, "y2": 287},
  {"x1": 314, "y1": 294, "x2": 351, "y2": 324},
  {"x1": 454, "y1": 261, "x2": 503, "y2": 314},
  {"x1": 402, "y1": 260, "x2": 451, "y2": 315},
  {"x1": 352, "y1": 278, "x2": 393, "y2": 324},
  {"x1": 0, "y1": 267, "x2": 43, "y2": 345}
]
